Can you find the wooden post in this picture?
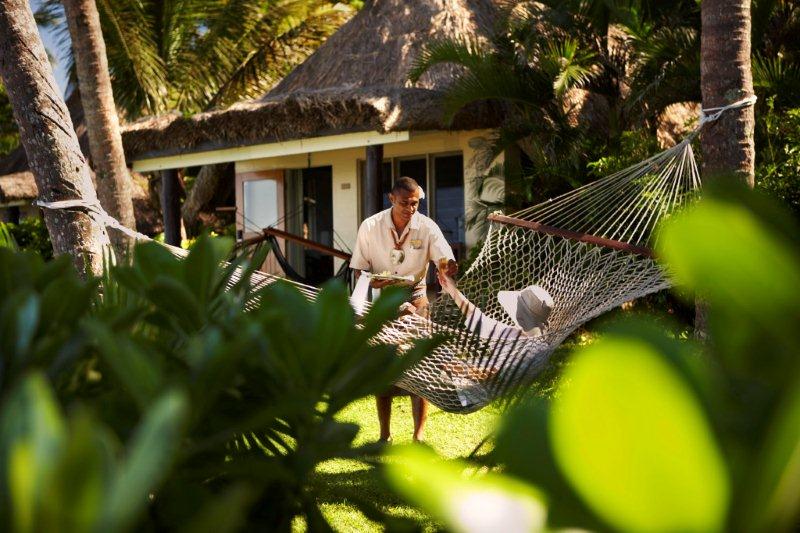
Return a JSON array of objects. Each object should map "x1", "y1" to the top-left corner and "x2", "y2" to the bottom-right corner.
[
  {"x1": 161, "y1": 168, "x2": 182, "y2": 245},
  {"x1": 364, "y1": 144, "x2": 384, "y2": 217}
]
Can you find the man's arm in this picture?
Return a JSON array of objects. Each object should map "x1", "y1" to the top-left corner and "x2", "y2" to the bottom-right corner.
[{"x1": 428, "y1": 223, "x2": 458, "y2": 277}]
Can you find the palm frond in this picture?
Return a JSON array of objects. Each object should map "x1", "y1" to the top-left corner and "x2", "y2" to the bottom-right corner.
[
  {"x1": 96, "y1": 0, "x2": 169, "y2": 117},
  {"x1": 205, "y1": 2, "x2": 350, "y2": 109},
  {"x1": 408, "y1": 37, "x2": 490, "y2": 84},
  {"x1": 0, "y1": 223, "x2": 17, "y2": 251},
  {"x1": 753, "y1": 53, "x2": 800, "y2": 107}
]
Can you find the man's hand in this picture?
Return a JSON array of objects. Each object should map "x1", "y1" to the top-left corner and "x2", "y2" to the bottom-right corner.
[
  {"x1": 444, "y1": 259, "x2": 458, "y2": 277},
  {"x1": 370, "y1": 278, "x2": 396, "y2": 289}
]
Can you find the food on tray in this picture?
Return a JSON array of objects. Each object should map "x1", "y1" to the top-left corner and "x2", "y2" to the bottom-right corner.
[{"x1": 371, "y1": 271, "x2": 415, "y2": 284}]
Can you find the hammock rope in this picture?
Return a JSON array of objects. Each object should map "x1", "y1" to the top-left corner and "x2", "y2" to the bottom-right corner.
[{"x1": 37, "y1": 96, "x2": 754, "y2": 413}]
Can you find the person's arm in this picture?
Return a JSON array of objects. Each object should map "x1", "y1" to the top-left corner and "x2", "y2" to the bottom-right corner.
[
  {"x1": 438, "y1": 271, "x2": 519, "y2": 339},
  {"x1": 428, "y1": 223, "x2": 458, "y2": 277}
]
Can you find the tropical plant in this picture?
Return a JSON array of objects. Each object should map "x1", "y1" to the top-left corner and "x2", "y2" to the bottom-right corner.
[
  {"x1": 0, "y1": 234, "x2": 438, "y2": 531},
  {"x1": 410, "y1": 0, "x2": 701, "y2": 212},
  {"x1": 0, "y1": 222, "x2": 16, "y2": 249},
  {"x1": 36, "y1": 0, "x2": 353, "y2": 119},
  {"x1": 0, "y1": 0, "x2": 108, "y2": 277},
  {"x1": 756, "y1": 99, "x2": 800, "y2": 215},
  {"x1": 386, "y1": 182, "x2": 800, "y2": 532}
]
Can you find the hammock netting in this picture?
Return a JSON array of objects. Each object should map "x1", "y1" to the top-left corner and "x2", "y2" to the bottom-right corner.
[
  {"x1": 40, "y1": 130, "x2": 708, "y2": 414},
  {"x1": 364, "y1": 137, "x2": 701, "y2": 412}
]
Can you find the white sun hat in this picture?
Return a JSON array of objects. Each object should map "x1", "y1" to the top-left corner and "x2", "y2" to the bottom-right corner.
[{"x1": 497, "y1": 285, "x2": 554, "y2": 336}]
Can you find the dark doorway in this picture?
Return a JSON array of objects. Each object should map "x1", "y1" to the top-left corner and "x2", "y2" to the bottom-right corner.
[
  {"x1": 397, "y1": 157, "x2": 428, "y2": 214},
  {"x1": 286, "y1": 166, "x2": 334, "y2": 285}
]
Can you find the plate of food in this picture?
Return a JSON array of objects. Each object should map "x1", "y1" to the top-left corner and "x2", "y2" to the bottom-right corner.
[{"x1": 370, "y1": 271, "x2": 416, "y2": 285}]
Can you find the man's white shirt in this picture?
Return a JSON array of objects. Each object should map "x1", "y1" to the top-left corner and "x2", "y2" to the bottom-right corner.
[{"x1": 349, "y1": 209, "x2": 455, "y2": 295}]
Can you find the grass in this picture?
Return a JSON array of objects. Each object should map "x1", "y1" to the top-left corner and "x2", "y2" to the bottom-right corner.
[
  {"x1": 305, "y1": 397, "x2": 500, "y2": 531},
  {"x1": 296, "y1": 341, "x2": 580, "y2": 532}
]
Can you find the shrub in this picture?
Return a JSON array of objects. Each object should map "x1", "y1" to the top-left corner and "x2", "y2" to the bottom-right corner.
[{"x1": 0, "y1": 235, "x2": 438, "y2": 531}]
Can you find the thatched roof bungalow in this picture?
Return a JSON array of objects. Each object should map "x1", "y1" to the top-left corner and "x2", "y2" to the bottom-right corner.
[{"x1": 121, "y1": 0, "x2": 504, "y2": 282}]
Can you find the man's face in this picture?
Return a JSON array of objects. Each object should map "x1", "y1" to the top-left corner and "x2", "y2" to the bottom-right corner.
[{"x1": 389, "y1": 188, "x2": 421, "y2": 222}]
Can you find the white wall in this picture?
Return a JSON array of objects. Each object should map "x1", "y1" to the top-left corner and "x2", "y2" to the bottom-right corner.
[{"x1": 235, "y1": 129, "x2": 501, "y2": 267}]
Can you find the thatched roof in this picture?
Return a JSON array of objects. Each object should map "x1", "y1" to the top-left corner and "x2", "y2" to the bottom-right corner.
[
  {"x1": 121, "y1": 0, "x2": 501, "y2": 160},
  {"x1": 269, "y1": 0, "x2": 498, "y2": 95},
  {"x1": 0, "y1": 171, "x2": 39, "y2": 204},
  {"x1": 122, "y1": 86, "x2": 503, "y2": 159}
]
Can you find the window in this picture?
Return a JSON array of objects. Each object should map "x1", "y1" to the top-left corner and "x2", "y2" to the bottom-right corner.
[
  {"x1": 242, "y1": 179, "x2": 279, "y2": 232},
  {"x1": 433, "y1": 154, "x2": 465, "y2": 245}
]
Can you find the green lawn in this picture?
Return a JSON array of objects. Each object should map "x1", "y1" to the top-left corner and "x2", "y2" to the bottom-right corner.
[
  {"x1": 300, "y1": 341, "x2": 578, "y2": 532},
  {"x1": 306, "y1": 397, "x2": 500, "y2": 531}
]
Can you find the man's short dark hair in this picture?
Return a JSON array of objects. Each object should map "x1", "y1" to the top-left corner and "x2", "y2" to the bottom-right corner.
[{"x1": 391, "y1": 176, "x2": 420, "y2": 195}]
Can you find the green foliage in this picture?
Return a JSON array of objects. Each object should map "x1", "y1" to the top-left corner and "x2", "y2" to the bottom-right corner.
[
  {"x1": 386, "y1": 185, "x2": 800, "y2": 532},
  {"x1": 35, "y1": 0, "x2": 352, "y2": 118},
  {"x1": 756, "y1": 99, "x2": 800, "y2": 215},
  {"x1": 0, "y1": 82, "x2": 19, "y2": 157},
  {"x1": 586, "y1": 128, "x2": 662, "y2": 177},
  {"x1": 2, "y1": 218, "x2": 53, "y2": 259},
  {"x1": 0, "y1": 235, "x2": 439, "y2": 531},
  {"x1": 0, "y1": 222, "x2": 16, "y2": 250},
  {"x1": 411, "y1": 0, "x2": 701, "y2": 214}
]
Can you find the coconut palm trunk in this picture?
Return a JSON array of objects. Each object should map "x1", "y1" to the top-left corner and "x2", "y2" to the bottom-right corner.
[
  {"x1": 0, "y1": 0, "x2": 108, "y2": 276},
  {"x1": 700, "y1": 0, "x2": 756, "y2": 186},
  {"x1": 62, "y1": 0, "x2": 135, "y2": 252},
  {"x1": 696, "y1": 0, "x2": 756, "y2": 338}
]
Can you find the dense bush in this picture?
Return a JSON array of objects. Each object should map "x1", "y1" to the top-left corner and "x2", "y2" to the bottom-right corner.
[
  {"x1": 756, "y1": 100, "x2": 800, "y2": 216},
  {"x1": 0, "y1": 235, "x2": 438, "y2": 531},
  {"x1": 0, "y1": 217, "x2": 53, "y2": 259}
]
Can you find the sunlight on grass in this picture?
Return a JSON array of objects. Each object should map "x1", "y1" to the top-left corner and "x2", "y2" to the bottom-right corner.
[{"x1": 302, "y1": 397, "x2": 500, "y2": 531}]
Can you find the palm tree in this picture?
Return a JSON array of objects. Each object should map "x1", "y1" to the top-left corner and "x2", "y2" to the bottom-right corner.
[
  {"x1": 39, "y1": 0, "x2": 352, "y2": 119},
  {"x1": 36, "y1": 0, "x2": 353, "y2": 234},
  {"x1": 62, "y1": 0, "x2": 136, "y2": 253},
  {"x1": 410, "y1": 0, "x2": 701, "y2": 211},
  {"x1": 0, "y1": 0, "x2": 107, "y2": 276},
  {"x1": 700, "y1": 0, "x2": 755, "y2": 187}
]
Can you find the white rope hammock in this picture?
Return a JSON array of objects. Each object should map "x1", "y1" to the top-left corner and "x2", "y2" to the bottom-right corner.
[{"x1": 38, "y1": 97, "x2": 755, "y2": 414}]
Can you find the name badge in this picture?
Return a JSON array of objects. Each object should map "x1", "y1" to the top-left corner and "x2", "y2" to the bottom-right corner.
[{"x1": 410, "y1": 239, "x2": 423, "y2": 249}]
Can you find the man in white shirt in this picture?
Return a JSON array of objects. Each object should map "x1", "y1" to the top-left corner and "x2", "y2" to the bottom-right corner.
[{"x1": 350, "y1": 176, "x2": 457, "y2": 442}]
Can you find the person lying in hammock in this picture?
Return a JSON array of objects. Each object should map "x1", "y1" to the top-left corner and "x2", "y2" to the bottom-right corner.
[{"x1": 436, "y1": 271, "x2": 554, "y2": 340}]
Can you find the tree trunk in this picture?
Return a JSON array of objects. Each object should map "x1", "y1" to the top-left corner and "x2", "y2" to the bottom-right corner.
[
  {"x1": 0, "y1": 0, "x2": 107, "y2": 276},
  {"x1": 700, "y1": 0, "x2": 755, "y2": 186},
  {"x1": 696, "y1": 0, "x2": 755, "y2": 339},
  {"x1": 161, "y1": 168, "x2": 182, "y2": 245},
  {"x1": 182, "y1": 163, "x2": 228, "y2": 237},
  {"x1": 62, "y1": 0, "x2": 135, "y2": 253}
]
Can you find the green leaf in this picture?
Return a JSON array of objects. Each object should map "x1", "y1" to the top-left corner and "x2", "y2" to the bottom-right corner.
[
  {"x1": 385, "y1": 445, "x2": 547, "y2": 533},
  {"x1": 86, "y1": 321, "x2": 163, "y2": 411},
  {"x1": 658, "y1": 188, "x2": 800, "y2": 381},
  {"x1": 550, "y1": 335, "x2": 730, "y2": 532},
  {"x1": 0, "y1": 374, "x2": 66, "y2": 533},
  {"x1": 41, "y1": 409, "x2": 116, "y2": 533},
  {"x1": 739, "y1": 374, "x2": 800, "y2": 531},
  {"x1": 102, "y1": 389, "x2": 189, "y2": 532},
  {"x1": 179, "y1": 484, "x2": 256, "y2": 533}
]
